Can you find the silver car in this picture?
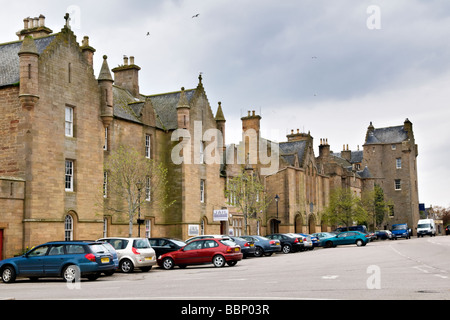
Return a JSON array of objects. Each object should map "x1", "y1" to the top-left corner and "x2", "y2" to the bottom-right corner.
[{"x1": 98, "y1": 237, "x2": 156, "y2": 273}]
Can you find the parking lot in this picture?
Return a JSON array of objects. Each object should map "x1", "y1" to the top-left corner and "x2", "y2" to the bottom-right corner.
[{"x1": 1, "y1": 236, "x2": 449, "y2": 301}]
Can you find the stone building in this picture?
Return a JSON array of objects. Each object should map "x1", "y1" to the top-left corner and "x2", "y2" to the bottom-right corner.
[
  {"x1": 0, "y1": 14, "x2": 227, "y2": 258},
  {"x1": 362, "y1": 119, "x2": 420, "y2": 230}
]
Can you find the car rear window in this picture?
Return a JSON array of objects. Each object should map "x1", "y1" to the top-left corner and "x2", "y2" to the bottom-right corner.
[
  {"x1": 133, "y1": 239, "x2": 151, "y2": 249},
  {"x1": 219, "y1": 240, "x2": 235, "y2": 246},
  {"x1": 89, "y1": 244, "x2": 108, "y2": 253}
]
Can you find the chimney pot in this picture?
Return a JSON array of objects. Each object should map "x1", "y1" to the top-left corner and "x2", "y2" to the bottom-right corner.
[
  {"x1": 123, "y1": 56, "x2": 128, "y2": 65},
  {"x1": 130, "y1": 56, "x2": 135, "y2": 65}
]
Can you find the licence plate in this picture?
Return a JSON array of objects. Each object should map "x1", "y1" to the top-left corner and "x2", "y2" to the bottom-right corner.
[
  {"x1": 101, "y1": 257, "x2": 110, "y2": 264},
  {"x1": 250, "y1": 244, "x2": 254, "y2": 247},
  {"x1": 235, "y1": 248, "x2": 239, "y2": 252},
  {"x1": 145, "y1": 257, "x2": 153, "y2": 260}
]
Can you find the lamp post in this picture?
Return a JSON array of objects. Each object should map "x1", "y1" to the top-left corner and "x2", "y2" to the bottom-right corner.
[
  {"x1": 275, "y1": 194, "x2": 280, "y2": 233},
  {"x1": 136, "y1": 181, "x2": 144, "y2": 237}
]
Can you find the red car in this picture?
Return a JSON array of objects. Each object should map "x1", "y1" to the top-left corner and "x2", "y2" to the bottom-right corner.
[{"x1": 157, "y1": 238, "x2": 243, "y2": 269}]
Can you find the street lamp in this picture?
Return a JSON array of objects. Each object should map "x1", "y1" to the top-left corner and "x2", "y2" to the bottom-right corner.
[
  {"x1": 136, "y1": 181, "x2": 144, "y2": 237},
  {"x1": 275, "y1": 194, "x2": 280, "y2": 233}
]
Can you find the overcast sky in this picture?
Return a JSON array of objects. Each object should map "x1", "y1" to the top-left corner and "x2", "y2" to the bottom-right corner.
[{"x1": 1, "y1": 0, "x2": 449, "y2": 208}]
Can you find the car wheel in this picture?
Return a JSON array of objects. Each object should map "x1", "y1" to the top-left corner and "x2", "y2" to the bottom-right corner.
[
  {"x1": 325, "y1": 241, "x2": 333, "y2": 248},
  {"x1": 227, "y1": 261, "x2": 237, "y2": 267},
  {"x1": 63, "y1": 264, "x2": 80, "y2": 283},
  {"x1": 282, "y1": 244, "x2": 292, "y2": 254},
  {"x1": 87, "y1": 273, "x2": 100, "y2": 281},
  {"x1": 356, "y1": 239, "x2": 364, "y2": 247},
  {"x1": 1, "y1": 266, "x2": 16, "y2": 284},
  {"x1": 120, "y1": 259, "x2": 134, "y2": 273},
  {"x1": 254, "y1": 246, "x2": 263, "y2": 257},
  {"x1": 162, "y1": 257, "x2": 174, "y2": 270},
  {"x1": 213, "y1": 255, "x2": 225, "y2": 267}
]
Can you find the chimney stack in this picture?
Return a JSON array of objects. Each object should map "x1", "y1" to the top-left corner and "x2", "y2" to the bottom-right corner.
[
  {"x1": 112, "y1": 55, "x2": 141, "y2": 97},
  {"x1": 17, "y1": 14, "x2": 53, "y2": 40}
]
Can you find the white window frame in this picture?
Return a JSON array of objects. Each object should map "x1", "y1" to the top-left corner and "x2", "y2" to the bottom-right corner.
[
  {"x1": 65, "y1": 160, "x2": 74, "y2": 192},
  {"x1": 103, "y1": 171, "x2": 108, "y2": 198},
  {"x1": 145, "y1": 220, "x2": 151, "y2": 238},
  {"x1": 396, "y1": 158, "x2": 402, "y2": 169},
  {"x1": 200, "y1": 179, "x2": 205, "y2": 203},
  {"x1": 145, "y1": 176, "x2": 151, "y2": 201},
  {"x1": 65, "y1": 215, "x2": 73, "y2": 241},
  {"x1": 65, "y1": 106, "x2": 74, "y2": 137},
  {"x1": 145, "y1": 134, "x2": 151, "y2": 159},
  {"x1": 394, "y1": 179, "x2": 401, "y2": 190}
]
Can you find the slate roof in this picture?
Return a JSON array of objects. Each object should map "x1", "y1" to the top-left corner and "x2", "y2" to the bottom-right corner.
[
  {"x1": 0, "y1": 35, "x2": 56, "y2": 87},
  {"x1": 112, "y1": 86, "x2": 197, "y2": 130},
  {"x1": 332, "y1": 150, "x2": 363, "y2": 164},
  {"x1": 147, "y1": 89, "x2": 196, "y2": 130},
  {"x1": 365, "y1": 125, "x2": 408, "y2": 145},
  {"x1": 279, "y1": 140, "x2": 307, "y2": 167}
]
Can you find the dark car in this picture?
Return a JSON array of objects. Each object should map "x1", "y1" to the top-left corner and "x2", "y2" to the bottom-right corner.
[
  {"x1": 240, "y1": 235, "x2": 281, "y2": 257},
  {"x1": 157, "y1": 238, "x2": 243, "y2": 269},
  {"x1": 0, "y1": 241, "x2": 115, "y2": 283},
  {"x1": 228, "y1": 236, "x2": 256, "y2": 258},
  {"x1": 148, "y1": 238, "x2": 186, "y2": 258},
  {"x1": 446, "y1": 225, "x2": 450, "y2": 235},
  {"x1": 375, "y1": 230, "x2": 393, "y2": 240},
  {"x1": 265, "y1": 233, "x2": 304, "y2": 254}
]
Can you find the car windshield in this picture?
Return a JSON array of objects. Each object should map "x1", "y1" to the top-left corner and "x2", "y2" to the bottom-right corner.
[
  {"x1": 392, "y1": 225, "x2": 406, "y2": 230},
  {"x1": 418, "y1": 224, "x2": 430, "y2": 228}
]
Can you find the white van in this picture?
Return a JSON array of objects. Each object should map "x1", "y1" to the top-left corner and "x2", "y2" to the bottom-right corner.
[{"x1": 417, "y1": 219, "x2": 436, "y2": 237}]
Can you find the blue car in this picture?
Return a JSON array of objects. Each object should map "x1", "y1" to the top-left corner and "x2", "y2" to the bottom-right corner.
[
  {"x1": 0, "y1": 241, "x2": 116, "y2": 283},
  {"x1": 319, "y1": 231, "x2": 370, "y2": 248}
]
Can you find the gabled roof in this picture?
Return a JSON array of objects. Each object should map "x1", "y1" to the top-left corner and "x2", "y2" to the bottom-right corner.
[
  {"x1": 112, "y1": 86, "x2": 197, "y2": 130},
  {"x1": 0, "y1": 35, "x2": 56, "y2": 87},
  {"x1": 365, "y1": 125, "x2": 408, "y2": 145},
  {"x1": 279, "y1": 140, "x2": 307, "y2": 167},
  {"x1": 147, "y1": 89, "x2": 196, "y2": 130}
]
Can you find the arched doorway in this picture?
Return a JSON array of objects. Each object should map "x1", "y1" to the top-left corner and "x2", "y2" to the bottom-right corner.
[
  {"x1": 294, "y1": 214, "x2": 303, "y2": 233},
  {"x1": 269, "y1": 219, "x2": 280, "y2": 234}
]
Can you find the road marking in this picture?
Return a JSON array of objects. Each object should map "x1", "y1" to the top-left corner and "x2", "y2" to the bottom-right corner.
[{"x1": 322, "y1": 275, "x2": 339, "y2": 280}]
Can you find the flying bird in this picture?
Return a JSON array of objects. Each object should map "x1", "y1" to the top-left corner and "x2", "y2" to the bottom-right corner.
[
  {"x1": 146, "y1": 32, "x2": 150, "y2": 36},
  {"x1": 192, "y1": 14, "x2": 200, "y2": 18}
]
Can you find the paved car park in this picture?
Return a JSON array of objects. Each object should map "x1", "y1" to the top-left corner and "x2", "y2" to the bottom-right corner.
[{"x1": 0, "y1": 236, "x2": 449, "y2": 301}]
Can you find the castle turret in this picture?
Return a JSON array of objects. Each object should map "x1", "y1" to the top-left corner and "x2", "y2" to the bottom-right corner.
[
  {"x1": 98, "y1": 55, "x2": 114, "y2": 128},
  {"x1": 177, "y1": 87, "x2": 190, "y2": 130},
  {"x1": 18, "y1": 36, "x2": 39, "y2": 109}
]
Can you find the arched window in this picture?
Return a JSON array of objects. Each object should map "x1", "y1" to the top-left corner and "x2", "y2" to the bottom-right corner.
[{"x1": 65, "y1": 215, "x2": 74, "y2": 241}]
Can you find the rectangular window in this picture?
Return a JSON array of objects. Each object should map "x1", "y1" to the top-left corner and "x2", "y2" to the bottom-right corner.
[
  {"x1": 65, "y1": 160, "x2": 74, "y2": 191},
  {"x1": 103, "y1": 127, "x2": 108, "y2": 151},
  {"x1": 65, "y1": 106, "x2": 74, "y2": 137},
  {"x1": 103, "y1": 171, "x2": 108, "y2": 198},
  {"x1": 145, "y1": 134, "x2": 151, "y2": 159},
  {"x1": 145, "y1": 176, "x2": 151, "y2": 201},
  {"x1": 145, "y1": 220, "x2": 151, "y2": 238},
  {"x1": 391, "y1": 144, "x2": 396, "y2": 150},
  {"x1": 200, "y1": 179, "x2": 205, "y2": 203},
  {"x1": 396, "y1": 158, "x2": 402, "y2": 169},
  {"x1": 394, "y1": 179, "x2": 401, "y2": 191}
]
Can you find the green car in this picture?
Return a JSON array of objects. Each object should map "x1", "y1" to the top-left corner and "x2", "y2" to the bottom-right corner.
[{"x1": 320, "y1": 231, "x2": 370, "y2": 248}]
